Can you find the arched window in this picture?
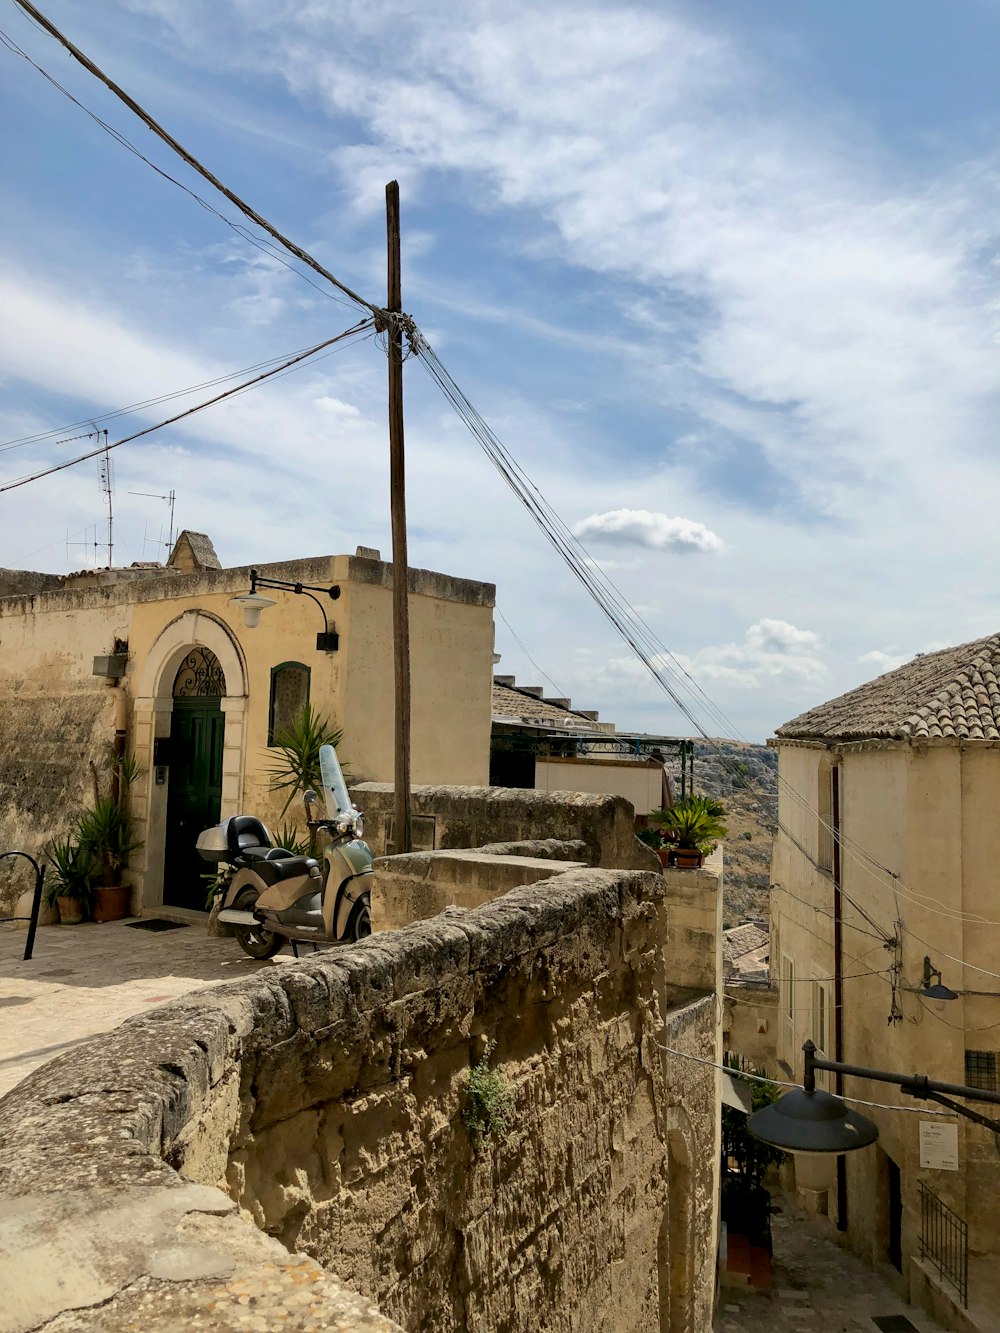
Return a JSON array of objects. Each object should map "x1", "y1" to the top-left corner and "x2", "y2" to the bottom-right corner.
[
  {"x1": 172, "y1": 646, "x2": 226, "y2": 697},
  {"x1": 269, "y1": 661, "x2": 310, "y2": 745}
]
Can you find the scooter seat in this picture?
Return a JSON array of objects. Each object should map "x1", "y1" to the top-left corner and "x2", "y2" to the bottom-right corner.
[{"x1": 256, "y1": 856, "x2": 320, "y2": 886}]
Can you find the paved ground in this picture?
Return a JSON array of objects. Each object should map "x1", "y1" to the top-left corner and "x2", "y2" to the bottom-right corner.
[
  {"x1": 0, "y1": 913, "x2": 302, "y2": 1099},
  {"x1": 716, "y1": 1200, "x2": 951, "y2": 1333}
]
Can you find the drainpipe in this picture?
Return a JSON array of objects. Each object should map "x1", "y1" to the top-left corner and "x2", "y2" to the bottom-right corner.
[
  {"x1": 832, "y1": 761, "x2": 848, "y2": 1231},
  {"x1": 111, "y1": 686, "x2": 127, "y2": 803}
]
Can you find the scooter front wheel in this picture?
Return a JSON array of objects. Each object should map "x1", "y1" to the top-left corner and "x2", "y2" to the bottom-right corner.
[
  {"x1": 346, "y1": 894, "x2": 372, "y2": 942},
  {"x1": 232, "y1": 887, "x2": 285, "y2": 959}
]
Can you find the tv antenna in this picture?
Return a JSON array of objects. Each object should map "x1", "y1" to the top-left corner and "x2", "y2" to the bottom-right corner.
[
  {"x1": 96, "y1": 428, "x2": 113, "y2": 567},
  {"x1": 64, "y1": 426, "x2": 113, "y2": 567},
  {"x1": 128, "y1": 489, "x2": 176, "y2": 558}
]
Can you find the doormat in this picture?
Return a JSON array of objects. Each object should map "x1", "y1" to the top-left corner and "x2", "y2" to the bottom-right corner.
[
  {"x1": 872, "y1": 1318, "x2": 919, "y2": 1332},
  {"x1": 124, "y1": 919, "x2": 189, "y2": 933}
]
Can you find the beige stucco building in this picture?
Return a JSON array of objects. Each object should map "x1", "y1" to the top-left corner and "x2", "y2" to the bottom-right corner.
[
  {"x1": 0, "y1": 534, "x2": 495, "y2": 917},
  {"x1": 770, "y1": 635, "x2": 1000, "y2": 1330}
]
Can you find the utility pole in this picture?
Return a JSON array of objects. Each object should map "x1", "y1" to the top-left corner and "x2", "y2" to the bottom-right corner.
[{"x1": 386, "y1": 180, "x2": 412, "y2": 853}]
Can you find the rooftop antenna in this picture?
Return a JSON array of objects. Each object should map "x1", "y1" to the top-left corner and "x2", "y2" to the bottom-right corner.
[
  {"x1": 128, "y1": 489, "x2": 176, "y2": 557},
  {"x1": 96, "y1": 426, "x2": 113, "y2": 566}
]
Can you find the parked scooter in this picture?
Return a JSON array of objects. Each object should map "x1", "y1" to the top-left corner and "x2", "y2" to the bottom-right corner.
[{"x1": 197, "y1": 743, "x2": 372, "y2": 958}]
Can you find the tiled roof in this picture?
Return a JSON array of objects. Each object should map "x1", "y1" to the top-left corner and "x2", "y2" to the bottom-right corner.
[
  {"x1": 776, "y1": 634, "x2": 1000, "y2": 742},
  {"x1": 492, "y1": 680, "x2": 608, "y2": 734},
  {"x1": 723, "y1": 922, "x2": 769, "y2": 968}
]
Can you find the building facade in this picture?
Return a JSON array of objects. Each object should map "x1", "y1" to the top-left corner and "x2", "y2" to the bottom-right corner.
[
  {"x1": 770, "y1": 635, "x2": 1000, "y2": 1328},
  {"x1": 0, "y1": 534, "x2": 495, "y2": 916}
]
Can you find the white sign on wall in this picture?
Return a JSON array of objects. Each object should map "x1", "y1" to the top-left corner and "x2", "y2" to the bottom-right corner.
[{"x1": 919, "y1": 1120, "x2": 959, "y2": 1171}]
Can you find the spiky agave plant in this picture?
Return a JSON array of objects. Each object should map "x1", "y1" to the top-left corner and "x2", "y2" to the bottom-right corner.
[{"x1": 264, "y1": 703, "x2": 344, "y2": 818}]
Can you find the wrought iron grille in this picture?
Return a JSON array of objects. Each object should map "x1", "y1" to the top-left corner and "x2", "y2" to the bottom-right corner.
[
  {"x1": 919, "y1": 1181, "x2": 968, "y2": 1307},
  {"x1": 172, "y1": 646, "x2": 226, "y2": 697}
]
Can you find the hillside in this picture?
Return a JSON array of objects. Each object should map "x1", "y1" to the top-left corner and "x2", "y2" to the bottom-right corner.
[{"x1": 664, "y1": 739, "x2": 776, "y2": 928}]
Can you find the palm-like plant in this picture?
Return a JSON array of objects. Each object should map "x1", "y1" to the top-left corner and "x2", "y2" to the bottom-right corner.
[
  {"x1": 265, "y1": 703, "x2": 344, "y2": 818},
  {"x1": 651, "y1": 796, "x2": 727, "y2": 853},
  {"x1": 44, "y1": 835, "x2": 96, "y2": 914},
  {"x1": 78, "y1": 752, "x2": 143, "y2": 886}
]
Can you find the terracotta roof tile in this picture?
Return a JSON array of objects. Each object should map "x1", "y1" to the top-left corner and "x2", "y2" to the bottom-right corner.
[{"x1": 777, "y1": 633, "x2": 1000, "y2": 742}]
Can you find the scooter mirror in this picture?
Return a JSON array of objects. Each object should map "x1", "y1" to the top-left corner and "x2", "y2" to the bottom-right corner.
[{"x1": 303, "y1": 788, "x2": 326, "y2": 822}]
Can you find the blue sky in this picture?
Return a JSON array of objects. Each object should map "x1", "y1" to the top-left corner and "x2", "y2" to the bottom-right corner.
[{"x1": 2, "y1": 0, "x2": 1000, "y2": 742}]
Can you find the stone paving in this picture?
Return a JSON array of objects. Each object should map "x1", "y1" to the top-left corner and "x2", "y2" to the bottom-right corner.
[
  {"x1": 716, "y1": 1201, "x2": 951, "y2": 1333},
  {"x1": 0, "y1": 913, "x2": 301, "y2": 1099}
]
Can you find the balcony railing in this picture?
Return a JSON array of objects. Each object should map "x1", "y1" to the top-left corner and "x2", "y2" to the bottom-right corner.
[{"x1": 919, "y1": 1181, "x2": 968, "y2": 1307}]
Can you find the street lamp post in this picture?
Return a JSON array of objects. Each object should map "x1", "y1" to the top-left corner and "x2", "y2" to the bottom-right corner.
[
  {"x1": 231, "y1": 569, "x2": 341, "y2": 651},
  {"x1": 748, "y1": 1040, "x2": 1000, "y2": 1154}
]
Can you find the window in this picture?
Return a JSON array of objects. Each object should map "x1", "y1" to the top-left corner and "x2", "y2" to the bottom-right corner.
[
  {"x1": 781, "y1": 953, "x2": 795, "y2": 1031},
  {"x1": 817, "y1": 756, "x2": 835, "y2": 871},
  {"x1": 268, "y1": 662, "x2": 310, "y2": 745},
  {"x1": 812, "y1": 980, "x2": 829, "y2": 1056},
  {"x1": 965, "y1": 1050, "x2": 998, "y2": 1092}
]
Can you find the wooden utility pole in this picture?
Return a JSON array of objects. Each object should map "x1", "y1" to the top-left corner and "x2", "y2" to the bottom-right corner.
[{"x1": 386, "y1": 180, "x2": 412, "y2": 853}]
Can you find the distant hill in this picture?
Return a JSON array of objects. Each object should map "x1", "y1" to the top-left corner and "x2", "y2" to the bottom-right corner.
[{"x1": 664, "y1": 738, "x2": 776, "y2": 928}]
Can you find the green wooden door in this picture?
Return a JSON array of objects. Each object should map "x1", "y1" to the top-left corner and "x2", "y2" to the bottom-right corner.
[{"x1": 163, "y1": 698, "x2": 224, "y2": 909}]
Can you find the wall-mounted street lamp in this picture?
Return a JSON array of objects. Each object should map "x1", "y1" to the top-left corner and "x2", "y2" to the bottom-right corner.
[
  {"x1": 748, "y1": 1039, "x2": 1000, "y2": 1154},
  {"x1": 230, "y1": 568, "x2": 341, "y2": 652},
  {"x1": 912, "y1": 956, "x2": 959, "y2": 1002}
]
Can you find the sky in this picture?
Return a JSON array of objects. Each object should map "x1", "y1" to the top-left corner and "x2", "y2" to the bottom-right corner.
[{"x1": 2, "y1": 0, "x2": 1000, "y2": 742}]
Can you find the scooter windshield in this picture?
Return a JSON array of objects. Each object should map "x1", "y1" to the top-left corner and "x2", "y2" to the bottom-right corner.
[{"x1": 319, "y1": 743, "x2": 353, "y2": 817}]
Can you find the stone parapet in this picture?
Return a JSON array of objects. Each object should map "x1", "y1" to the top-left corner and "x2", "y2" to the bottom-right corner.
[
  {"x1": 370, "y1": 847, "x2": 586, "y2": 932},
  {"x1": 0, "y1": 864, "x2": 718, "y2": 1333},
  {"x1": 352, "y1": 781, "x2": 660, "y2": 872}
]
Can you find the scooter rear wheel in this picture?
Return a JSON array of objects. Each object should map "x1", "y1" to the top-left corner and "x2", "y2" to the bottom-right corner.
[{"x1": 232, "y1": 887, "x2": 285, "y2": 959}]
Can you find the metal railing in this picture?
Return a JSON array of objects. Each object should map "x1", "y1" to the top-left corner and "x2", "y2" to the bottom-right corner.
[
  {"x1": 0, "y1": 851, "x2": 46, "y2": 961},
  {"x1": 919, "y1": 1181, "x2": 968, "y2": 1307}
]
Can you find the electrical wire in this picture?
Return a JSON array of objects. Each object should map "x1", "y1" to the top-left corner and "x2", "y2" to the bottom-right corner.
[
  {"x1": 0, "y1": 340, "x2": 355, "y2": 453},
  {"x1": 770, "y1": 880, "x2": 892, "y2": 945},
  {"x1": 3, "y1": 6, "x2": 377, "y2": 315},
  {"x1": 0, "y1": 319, "x2": 373, "y2": 493},
  {"x1": 658, "y1": 1044, "x2": 956, "y2": 1116},
  {"x1": 495, "y1": 610, "x2": 572, "y2": 702}
]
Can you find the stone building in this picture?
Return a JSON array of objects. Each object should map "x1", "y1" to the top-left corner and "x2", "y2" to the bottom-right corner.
[
  {"x1": 490, "y1": 675, "x2": 693, "y2": 815},
  {"x1": 0, "y1": 533, "x2": 494, "y2": 916},
  {"x1": 770, "y1": 634, "x2": 1000, "y2": 1330}
]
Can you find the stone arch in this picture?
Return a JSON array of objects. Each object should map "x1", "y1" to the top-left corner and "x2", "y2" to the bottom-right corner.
[
  {"x1": 132, "y1": 611, "x2": 249, "y2": 911},
  {"x1": 657, "y1": 1108, "x2": 698, "y2": 1333}
]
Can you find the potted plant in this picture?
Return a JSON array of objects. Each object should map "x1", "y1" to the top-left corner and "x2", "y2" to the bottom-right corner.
[
  {"x1": 44, "y1": 835, "x2": 95, "y2": 924},
  {"x1": 651, "y1": 795, "x2": 727, "y2": 869},
  {"x1": 77, "y1": 755, "x2": 143, "y2": 922}
]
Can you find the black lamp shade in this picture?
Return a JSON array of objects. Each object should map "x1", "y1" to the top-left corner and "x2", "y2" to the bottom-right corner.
[
  {"x1": 920, "y1": 982, "x2": 959, "y2": 1001},
  {"x1": 748, "y1": 1088, "x2": 879, "y2": 1154}
]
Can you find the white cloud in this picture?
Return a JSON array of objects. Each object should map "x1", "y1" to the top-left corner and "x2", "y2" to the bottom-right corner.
[
  {"x1": 681, "y1": 620, "x2": 828, "y2": 692},
  {"x1": 858, "y1": 648, "x2": 909, "y2": 675},
  {"x1": 573, "y1": 508, "x2": 722, "y2": 554}
]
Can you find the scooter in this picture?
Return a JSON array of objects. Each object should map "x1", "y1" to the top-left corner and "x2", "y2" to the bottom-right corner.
[{"x1": 196, "y1": 742, "x2": 372, "y2": 958}]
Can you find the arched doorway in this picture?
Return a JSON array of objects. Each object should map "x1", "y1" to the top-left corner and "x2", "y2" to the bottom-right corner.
[{"x1": 163, "y1": 646, "x2": 226, "y2": 909}]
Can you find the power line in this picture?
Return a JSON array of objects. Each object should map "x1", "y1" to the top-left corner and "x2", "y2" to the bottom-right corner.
[
  {"x1": 495, "y1": 609, "x2": 570, "y2": 700},
  {"x1": 659, "y1": 1044, "x2": 955, "y2": 1117},
  {"x1": 5, "y1": 3, "x2": 379, "y2": 315},
  {"x1": 0, "y1": 319, "x2": 373, "y2": 493},
  {"x1": 0, "y1": 340, "x2": 352, "y2": 453}
]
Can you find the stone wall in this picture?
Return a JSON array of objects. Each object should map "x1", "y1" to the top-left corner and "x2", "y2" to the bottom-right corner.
[
  {"x1": 0, "y1": 866, "x2": 719, "y2": 1332},
  {"x1": 353, "y1": 782, "x2": 659, "y2": 873}
]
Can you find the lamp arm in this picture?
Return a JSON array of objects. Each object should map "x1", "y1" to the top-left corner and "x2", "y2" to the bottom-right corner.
[
  {"x1": 919, "y1": 1090, "x2": 1000, "y2": 1135},
  {"x1": 294, "y1": 587, "x2": 329, "y2": 635},
  {"x1": 804, "y1": 1040, "x2": 1000, "y2": 1114}
]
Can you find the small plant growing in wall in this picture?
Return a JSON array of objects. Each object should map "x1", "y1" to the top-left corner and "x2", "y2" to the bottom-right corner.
[{"x1": 462, "y1": 1040, "x2": 515, "y2": 1154}]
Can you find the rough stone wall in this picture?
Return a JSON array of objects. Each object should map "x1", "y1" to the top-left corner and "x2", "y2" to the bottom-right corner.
[
  {"x1": 370, "y1": 847, "x2": 587, "y2": 931},
  {"x1": 353, "y1": 782, "x2": 659, "y2": 873},
  {"x1": 0, "y1": 866, "x2": 719, "y2": 1333},
  {"x1": 0, "y1": 680, "x2": 118, "y2": 910}
]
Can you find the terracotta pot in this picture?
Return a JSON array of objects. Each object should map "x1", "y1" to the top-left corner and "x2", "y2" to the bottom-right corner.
[
  {"x1": 57, "y1": 896, "x2": 85, "y2": 925},
  {"x1": 672, "y1": 848, "x2": 704, "y2": 870},
  {"x1": 93, "y1": 883, "x2": 131, "y2": 923},
  {"x1": 656, "y1": 847, "x2": 672, "y2": 867}
]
